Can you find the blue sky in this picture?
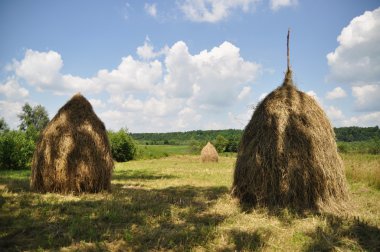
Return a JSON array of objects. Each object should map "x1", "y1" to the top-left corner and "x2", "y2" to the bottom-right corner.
[{"x1": 0, "y1": 0, "x2": 379, "y2": 132}]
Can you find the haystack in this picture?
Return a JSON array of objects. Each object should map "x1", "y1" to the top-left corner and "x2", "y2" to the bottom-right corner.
[
  {"x1": 231, "y1": 30, "x2": 348, "y2": 212},
  {"x1": 201, "y1": 142, "x2": 219, "y2": 162},
  {"x1": 30, "y1": 93, "x2": 114, "y2": 193}
]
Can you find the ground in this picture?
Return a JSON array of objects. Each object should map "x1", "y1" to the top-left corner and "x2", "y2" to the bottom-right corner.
[{"x1": 0, "y1": 154, "x2": 379, "y2": 251}]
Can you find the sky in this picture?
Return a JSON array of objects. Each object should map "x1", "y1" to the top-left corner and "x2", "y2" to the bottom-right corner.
[{"x1": 0, "y1": 0, "x2": 379, "y2": 133}]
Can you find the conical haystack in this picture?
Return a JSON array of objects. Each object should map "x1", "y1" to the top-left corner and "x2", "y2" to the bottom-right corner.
[
  {"x1": 201, "y1": 142, "x2": 219, "y2": 162},
  {"x1": 232, "y1": 31, "x2": 348, "y2": 212},
  {"x1": 30, "y1": 93, "x2": 114, "y2": 193}
]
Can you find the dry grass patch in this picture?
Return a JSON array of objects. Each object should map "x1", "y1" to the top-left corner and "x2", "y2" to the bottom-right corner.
[{"x1": 0, "y1": 155, "x2": 379, "y2": 251}]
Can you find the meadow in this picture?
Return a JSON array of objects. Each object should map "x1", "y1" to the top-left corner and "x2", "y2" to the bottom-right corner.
[{"x1": 0, "y1": 151, "x2": 379, "y2": 251}]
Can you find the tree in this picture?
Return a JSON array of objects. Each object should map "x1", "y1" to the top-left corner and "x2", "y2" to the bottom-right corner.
[
  {"x1": 0, "y1": 130, "x2": 35, "y2": 170},
  {"x1": 108, "y1": 128, "x2": 137, "y2": 162},
  {"x1": 18, "y1": 103, "x2": 49, "y2": 141},
  {"x1": 18, "y1": 103, "x2": 49, "y2": 132},
  {"x1": 0, "y1": 117, "x2": 9, "y2": 133},
  {"x1": 214, "y1": 135, "x2": 228, "y2": 153}
]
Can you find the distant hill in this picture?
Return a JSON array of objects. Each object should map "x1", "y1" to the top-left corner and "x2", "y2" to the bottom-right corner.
[{"x1": 131, "y1": 126, "x2": 380, "y2": 144}]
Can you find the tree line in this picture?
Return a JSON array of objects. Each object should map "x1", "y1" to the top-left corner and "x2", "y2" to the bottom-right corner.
[
  {"x1": 131, "y1": 126, "x2": 380, "y2": 145},
  {"x1": 1, "y1": 102, "x2": 379, "y2": 170}
]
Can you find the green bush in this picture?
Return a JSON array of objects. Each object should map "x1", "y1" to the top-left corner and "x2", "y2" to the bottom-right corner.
[
  {"x1": 108, "y1": 129, "x2": 137, "y2": 162},
  {"x1": 0, "y1": 130, "x2": 35, "y2": 170}
]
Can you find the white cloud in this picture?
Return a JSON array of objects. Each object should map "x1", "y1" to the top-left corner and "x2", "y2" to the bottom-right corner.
[
  {"x1": 270, "y1": 0, "x2": 298, "y2": 11},
  {"x1": 327, "y1": 7, "x2": 380, "y2": 86},
  {"x1": 176, "y1": 107, "x2": 201, "y2": 129},
  {"x1": 0, "y1": 77, "x2": 29, "y2": 100},
  {"x1": 326, "y1": 106, "x2": 344, "y2": 120},
  {"x1": 89, "y1": 98, "x2": 106, "y2": 109},
  {"x1": 352, "y1": 84, "x2": 380, "y2": 111},
  {"x1": 11, "y1": 49, "x2": 102, "y2": 95},
  {"x1": 97, "y1": 56, "x2": 163, "y2": 94},
  {"x1": 3, "y1": 40, "x2": 262, "y2": 131},
  {"x1": 0, "y1": 101, "x2": 23, "y2": 128},
  {"x1": 164, "y1": 41, "x2": 261, "y2": 108},
  {"x1": 341, "y1": 112, "x2": 380, "y2": 127},
  {"x1": 144, "y1": 3, "x2": 157, "y2": 17},
  {"x1": 238, "y1": 86, "x2": 251, "y2": 100},
  {"x1": 179, "y1": 0, "x2": 259, "y2": 23},
  {"x1": 13, "y1": 49, "x2": 62, "y2": 87},
  {"x1": 326, "y1": 86, "x2": 347, "y2": 100},
  {"x1": 136, "y1": 37, "x2": 169, "y2": 60}
]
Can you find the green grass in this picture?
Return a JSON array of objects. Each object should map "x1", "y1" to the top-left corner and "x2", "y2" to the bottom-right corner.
[
  {"x1": 136, "y1": 145, "x2": 192, "y2": 159},
  {"x1": 1, "y1": 155, "x2": 379, "y2": 251}
]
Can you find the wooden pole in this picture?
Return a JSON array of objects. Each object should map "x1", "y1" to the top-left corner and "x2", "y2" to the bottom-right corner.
[{"x1": 287, "y1": 28, "x2": 290, "y2": 71}]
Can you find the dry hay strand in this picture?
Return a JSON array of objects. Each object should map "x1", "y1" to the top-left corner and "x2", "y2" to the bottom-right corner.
[
  {"x1": 201, "y1": 142, "x2": 219, "y2": 163},
  {"x1": 232, "y1": 69, "x2": 349, "y2": 213},
  {"x1": 30, "y1": 93, "x2": 114, "y2": 193}
]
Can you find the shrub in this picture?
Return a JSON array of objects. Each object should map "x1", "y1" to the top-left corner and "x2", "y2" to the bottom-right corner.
[
  {"x1": 0, "y1": 130, "x2": 35, "y2": 170},
  {"x1": 108, "y1": 129, "x2": 137, "y2": 162},
  {"x1": 214, "y1": 135, "x2": 228, "y2": 153},
  {"x1": 337, "y1": 142, "x2": 349, "y2": 153}
]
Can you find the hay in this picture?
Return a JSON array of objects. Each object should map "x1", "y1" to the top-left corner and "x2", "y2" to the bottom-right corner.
[
  {"x1": 30, "y1": 93, "x2": 114, "y2": 193},
  {"x1": 231, "y1": 69, "x2": 349, "y2": 212},
  {"x1": 201, "y1": 142, "x2": 219, "y2": 162}
]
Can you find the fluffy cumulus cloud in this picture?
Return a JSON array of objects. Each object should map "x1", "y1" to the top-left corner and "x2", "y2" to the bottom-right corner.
[
  {"x1": 164, "y1": 41, "x2": 260, "y2": 109},
  {"x1": 270, "y1": 0, "x2": 298, "y2": 11},
  {"x1": 10, "y1": 49, "x2": 102, "y2": 94},
  {"x1": 326, "y1": 87, "x2": 347, "y2": 100},
  {"x1": 0, "y1": 101, "x2": 23, "y2": 128},
  {"x1": 96, "y1": 56, "x2": 162, "y2": 94},
  {"x1": 136, "y1": 37, "x2": 169, "y2": 60},
  {"x1": 352, "y1": 85, "x2": 380, "y2": 111},
  {"x1": 1, "y1": 40, "x2": 260, "y2": 131},
  {"x1": 13, "y1": 49, "x2": 62, "y2": 87},
  {"x1": 0, "y1": 77, "x2": 29, "y2": 100},
  {"x1": 327, "y1": 7, "x2": 380, "y2": 86},
  {"x1": 327, "y1": 7, "x2": 380, "y2": 116},
  {"x1": 179, "y1": 0, "x2": 259, "y2": 23}
]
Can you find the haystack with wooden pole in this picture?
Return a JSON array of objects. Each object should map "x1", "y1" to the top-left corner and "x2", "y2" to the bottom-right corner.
[
  {"x1": 30, "y1": 93, "x2": 114, "y2": 193},
  {"x1": 231, "y1": 30, "x2": 348, "y2": 212},
  {"x1": 201, "y1": 142, "x2": 219, "y2": 162}
]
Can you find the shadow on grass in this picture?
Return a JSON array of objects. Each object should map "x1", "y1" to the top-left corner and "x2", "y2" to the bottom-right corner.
[
  {"x1": 0, "y1": 180, "x2": 229, "y2": 251},
  {"x1": 229, "y1": 229, "x2": 265, "y2": 251},
  {"x1": 303, "y1": 215, "x2": 380, "y2": 251},
  {"x1": 0, "y1": 174, "x2": 30, "y2": 192}
]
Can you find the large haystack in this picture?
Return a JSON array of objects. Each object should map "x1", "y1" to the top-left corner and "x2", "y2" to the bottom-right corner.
[
  {"x1": 201, "y1": 142, "x2": 219, "y2": 162},
  {"x1": 232, "y1": 31, "x2": 348, "y2": 212},
  {"x1": 30, "y1": 93, "x2": 114, "y2": 193}
]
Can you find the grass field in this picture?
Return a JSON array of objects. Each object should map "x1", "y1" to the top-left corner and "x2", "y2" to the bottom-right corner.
[
  {"x1": 137, "y1": 145, "x2": 192, "y2": 159},
  {"x1": 0, "y1": 154, "x2": 379, "y2": 251}
]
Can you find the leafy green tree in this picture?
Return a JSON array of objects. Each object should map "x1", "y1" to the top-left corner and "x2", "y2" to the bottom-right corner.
[
  {"x1": 189, "y1": 139, "x2": 201, "y2": 154},
  {"x1": 18, "y1": 103, "x2": 49, "y2": 142},
  {"x1": 214, "y1": 135, "x2": 228, "y2": 153},
  {"x1": 108, "y1": 128, "x2": 137, "y2": 162},
  {"x1": 0, "y1": 118, "x2": 9, "y2": 133},
  {"x1": 225, "y1": 138, "x2": 239, "y2": 152},
  {"x1": 0, "y1": 130, "x2": 35, "y2": 170}
]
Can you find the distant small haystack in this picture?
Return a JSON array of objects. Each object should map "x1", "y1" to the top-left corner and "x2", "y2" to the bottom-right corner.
[
  {"x1": 201, "y1": 142, "x2": 219, "y2": 163},
  {"x1": 232, "y1": 30, "x2": 348, "y2": 212},
  {"x1": 30, "y1": 93, "x2": 114, "y2": 193}
]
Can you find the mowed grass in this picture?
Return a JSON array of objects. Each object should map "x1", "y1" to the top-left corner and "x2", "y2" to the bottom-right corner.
[
  {"x1": 0, "y1": 155, "x2": 379, "y2": 251},
  {"x1": 137, "y1": 145, "x2": 192, "y2": 159}
]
